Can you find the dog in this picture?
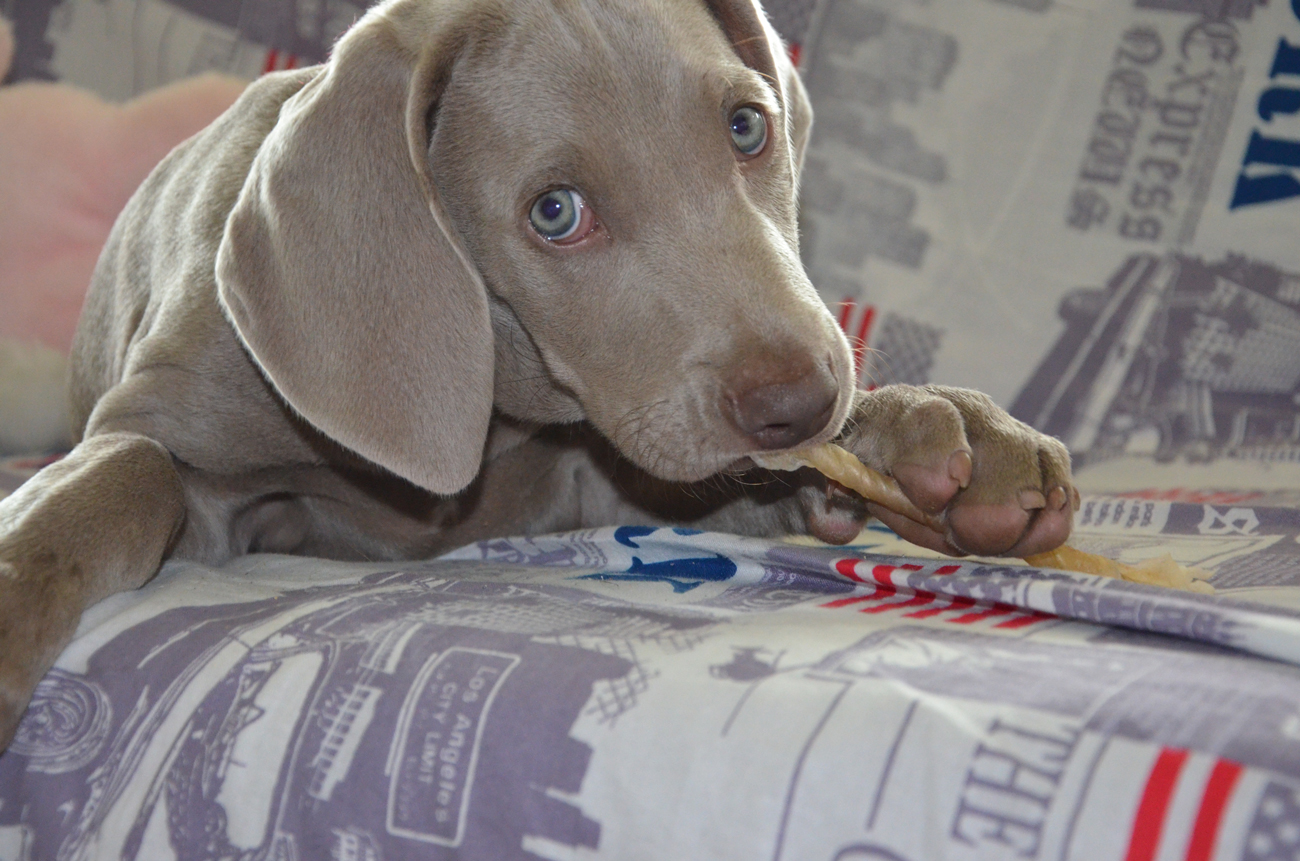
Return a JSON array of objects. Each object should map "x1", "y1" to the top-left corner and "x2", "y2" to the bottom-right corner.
[{"x1": 0, "y1": 0, "x2": 1077, "y2": 749}]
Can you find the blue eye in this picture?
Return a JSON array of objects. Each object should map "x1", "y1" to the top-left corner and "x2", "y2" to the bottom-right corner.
[
  {"x1": 529, "y1": 189, "x2": 585, "y2": 241},
  {"x1": 730, "y1": 106, "x2": 767, "y2": 156}
]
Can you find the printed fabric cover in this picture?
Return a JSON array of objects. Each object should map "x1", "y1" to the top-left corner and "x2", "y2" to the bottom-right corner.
[
  {"x1": 0, "y1": 499, "x2": 1298, "y2": 861},
  {"x1": 7, "y1": 0, "x2": 1300, "y2": 857}
]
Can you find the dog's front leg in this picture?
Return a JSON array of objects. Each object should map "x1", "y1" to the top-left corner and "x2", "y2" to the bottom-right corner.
[{"x1": 0, "y1": 432, "x2": 184, "y2": 749}]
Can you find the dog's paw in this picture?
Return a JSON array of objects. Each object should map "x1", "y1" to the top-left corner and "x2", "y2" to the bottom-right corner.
[{"x1": 805, "y1": 384, "x2": 1078, "y2": 557}]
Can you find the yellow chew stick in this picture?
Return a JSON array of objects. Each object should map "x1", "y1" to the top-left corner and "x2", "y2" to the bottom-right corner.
[
  {"x1": 756, "y1": 443, "x2": 1213, "y2": 592},
  {"x1": 1022, "y1": 546, "x2": 1214, "y2": 593},
  {"x1": 754, "y1": 444, "x2": 942, "y2": 531}
]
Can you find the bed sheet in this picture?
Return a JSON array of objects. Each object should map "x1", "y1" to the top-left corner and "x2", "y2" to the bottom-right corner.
[{"x1": 2, "y1": 483, "x2": 1300, "y2": 860}]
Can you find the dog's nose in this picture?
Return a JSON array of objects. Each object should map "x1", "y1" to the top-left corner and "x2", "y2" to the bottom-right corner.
[{"x1": 726, "y1": 367, "x2": 839, "y2": 450}]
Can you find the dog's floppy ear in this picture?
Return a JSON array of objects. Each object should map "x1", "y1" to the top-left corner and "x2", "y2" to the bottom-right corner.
[
  {"x1": 703, "y1": 0, "x2": 813, "y2": 179},
  {"x1": 216, "y1": 1, "x2": 494, "y2": 495}
]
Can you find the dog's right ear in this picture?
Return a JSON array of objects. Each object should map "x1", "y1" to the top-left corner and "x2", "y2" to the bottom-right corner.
[{"x1": 216, "y1": 0, "x2": 496, "y2": 495}]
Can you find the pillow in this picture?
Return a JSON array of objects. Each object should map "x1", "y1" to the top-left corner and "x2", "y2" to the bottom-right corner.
[{"x1": 0, "y1": 14, "x2": 244, "y2": 453}]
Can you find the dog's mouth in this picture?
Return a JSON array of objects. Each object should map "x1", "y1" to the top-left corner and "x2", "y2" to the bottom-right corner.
[
  {"x1": 728, "y1": 455, "x2": 759, "y2": 472},
  {"x1": 593, "y1": 343, "x2": 853, "y2": 483},
  {"x1": 614, "y1": 416, "x2": 845, "y2": 483}
]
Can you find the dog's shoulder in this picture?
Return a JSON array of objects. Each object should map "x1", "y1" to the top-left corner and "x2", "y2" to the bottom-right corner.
[{"x1": 69, "y1": 67, "x2": 328, "y2": 472}]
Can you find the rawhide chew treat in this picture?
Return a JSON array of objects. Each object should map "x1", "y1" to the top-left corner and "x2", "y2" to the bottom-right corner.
[
  {"x1": 1023, "y1": 546, "x2": 1214, "y2": 593},
  {"x1": 758, "y1": 444, "x2": 1214, "y2": 593},
  {"x1": 753, "y1": 443, "x2": 941, "y2": 531}
]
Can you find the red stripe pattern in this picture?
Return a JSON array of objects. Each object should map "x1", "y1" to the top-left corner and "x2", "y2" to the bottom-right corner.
[
  {"x1": 835, "y1": 298, "x2": 878, "y2": 385},
  {"x1": 1125, "y1": 749, "x2": 1245, "y2": 861},
  {"x1": 1127, "y1": 748, "x2": 1190, "y2": 861},
  {"x1": 1185, "y1": 759, "x2": 1243, "y2": 861},
  {"x1": 823, "y1": 560, "x2": 1057, "y2": 628},
  {"x1": 262, "y1": 49, "x2": 301, "y2": 75}
]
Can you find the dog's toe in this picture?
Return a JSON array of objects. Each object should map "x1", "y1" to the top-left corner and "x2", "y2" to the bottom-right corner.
[{"x1": 891, "y1": 449, "x2": 971, "y2": 515}]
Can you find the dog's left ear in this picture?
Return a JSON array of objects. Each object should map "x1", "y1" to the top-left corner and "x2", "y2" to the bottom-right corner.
[
  {"x1": 216, "y1": 0, "x2": 496, "y2": 495},
  {"x1": 703, "y1": 0, "x2": 813, "y2": 180}
]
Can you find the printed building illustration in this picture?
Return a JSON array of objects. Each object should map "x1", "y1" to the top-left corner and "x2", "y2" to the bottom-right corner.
[
  {"x1": 7, "y1": 575, "x2": 676, "y2": 861},
  {"x1": 1011, "y1": 252, "x2": 1300, "y2": 467},
  {"x1": 3, "y1": 0, "x2": 366, "y2": 87},
  {"x1": 862, "y1": 312, "x2": 944, "y2": 388},
  {"x1": 798, "y1": 0, "x2": 957, "y2": 294}
]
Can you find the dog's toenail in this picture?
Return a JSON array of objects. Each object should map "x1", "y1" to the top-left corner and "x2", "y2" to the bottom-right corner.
[
  {"x1": 1020, "y1": 489, "x2": 1047, "y2": 510},
  {"x1": 1048, "y1": 486, "x2": 1068, "y2": 510},
  {"x1": 949, "y1": 450, "x2": 972, "y2": 488}
]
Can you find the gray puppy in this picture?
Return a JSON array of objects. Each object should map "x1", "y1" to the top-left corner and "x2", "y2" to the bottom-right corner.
[{"x1": 0, "y1": 0, "x2": 1076, "y2": 748}]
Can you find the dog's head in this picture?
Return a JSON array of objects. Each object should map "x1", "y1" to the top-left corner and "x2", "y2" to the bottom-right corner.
[{"x1": 217, "y1": 0, "x2": 854, "y2": 492}]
